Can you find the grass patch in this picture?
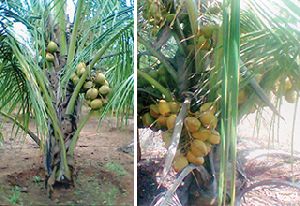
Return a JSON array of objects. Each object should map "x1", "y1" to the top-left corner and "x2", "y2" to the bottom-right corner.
[
  {"x1": 32, "y1": 175, "x2": 42, "y2": 184},
  {"x1": 104, "y1": 162, "x2": 127, "y2": 176},
  {"x1": 100, "y1": 185, "x2": 119, "y2": 206},
  {"x1": 9, "y1": 186, "x2": 21, "y2": 205}
]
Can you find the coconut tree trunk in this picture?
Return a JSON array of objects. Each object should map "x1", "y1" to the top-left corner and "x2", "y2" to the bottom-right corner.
[
  {"x1": 137, "y1": 131, "x2": 142, "y2": 162},
  {"x1": 44, "y1": 54, "x2": 80, "y2": 196}
]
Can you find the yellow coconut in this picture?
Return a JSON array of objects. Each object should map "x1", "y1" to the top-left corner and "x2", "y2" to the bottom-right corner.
[
  {"x1": 142, "y1": 113, "x2": 154, "y2": 127},
  {"x1": 158, "y1": 100, "x2": 171, "y2": 116},
  {"x1": 192, "y1": 129, "x2": 211, "y2": 141},
  {"x1": 190, "y1": 140, "x2": 208, "y2": 157},
  {"x1": 205, "y1": 142, "x2": 212, "y2": 153},
  {"x1": 186, "y1": 151, "x2": 205, "y2": 165},
  {"x1": 149, "y1": 104, "x2": 160, "y2": 118},
  {"x1": 173, "y1": 155, "x2": 189, "y2": 172},
  {"x1": 166, "y1": 114, "x2": 177, "y2": 130},
  {"x1": 238, "y1": 89, "x2": 248, "y2": 104},
  {"x1": 157, "y1": 115, "x2": 167, "y2": 127},
  {"x1": 185, "y1": 117, "x2": 201, "y2": 133},
  {"x1": 208, "y1": 131, "x2": 221, "y2": 145},
  {"x1": 273, "y1": 79, "x2": 281, "y2": 94},
  {"x1": 285, "y1": 77, "x2": 293, "y2": 91},
  {"x1": 200, "y1": 102, "x2": 216, "y2": 114},
  {"x1": 249, "y1": 105, "x2": 256, "y2": 114},
  {"x1": 285, "y1": 89, "x2": 297, "y2": 103},
  {"x1": 199, "y1": 112, "x2": 217, "y2": 129},
  {"x1": 169, "y1": 102, "x2": 180, "y2": 114},
  {"x1": 255, "y1": 73, "x2": 263, "y2": 83}
]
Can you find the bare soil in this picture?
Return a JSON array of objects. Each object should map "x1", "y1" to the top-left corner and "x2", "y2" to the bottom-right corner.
[{"x1": 0, "y1": 117, "x2": 134, "y2": 206}]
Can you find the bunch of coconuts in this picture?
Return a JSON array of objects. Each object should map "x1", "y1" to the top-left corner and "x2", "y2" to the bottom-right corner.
[
  {"x1": 272, "y1": 76, "x2": 298, "y2": 104},
  {"x1": 238, "y1": 75, "x2": 299, "y2": 116},
  {"x1": 141, "y1": 100, "x2": 221, "y2": 173},
  {"x1": 142, "y1": 0, "x2": 166, "y2": 35},
  {"x1": 45, "y1": 41, "x2": 58, "y2": 62},
  {"x1": 71, "y1": 62, "x2": 111, "y2": 110}
]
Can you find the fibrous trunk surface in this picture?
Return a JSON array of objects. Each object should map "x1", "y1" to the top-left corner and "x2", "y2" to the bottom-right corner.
[{"x1": 44, "y1": 64, "x2": 79, "y2": 197}]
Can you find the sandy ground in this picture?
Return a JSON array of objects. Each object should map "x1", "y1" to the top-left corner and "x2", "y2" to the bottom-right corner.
[
  {"x1": 239, "y1": 100, "x2": 300, "y2": 153},
  {"x1": 0, "y1": 116, "x2": 134, "y2": 206}
]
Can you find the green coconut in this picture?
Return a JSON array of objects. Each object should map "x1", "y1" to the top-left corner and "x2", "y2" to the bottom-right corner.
[
  {"x1": 46, "y1": 53, "x2": 55, "y2": 62},
  {"x1": 149, "y1": 70, "x2": 159, "y2": 79},
  {"x1": 99, "y1": 85, "x2": 110, "y2": 95},
  {"x1": 90, "y1": 99, "x2": 103, "y2": 110},
  {"x1": 47, "y1": 41, "x2": 58, "y2": 53},
  {"x1": 142, "y1": 113, "x2": 154, "y2": 127},
  {"x1": 76, "y1": 62, "x2": 86, "y2": 77},
  {"x1": 94, "y1": 72, "x2": 106, "y2": 85},
  {"x1": 162, "y1": 131, "x2": 172, "y2": 148},
  {"x1": 104, "y1": 80, "x2": 109, "y2": 87},
  {"x1": 86, "y1": 88, "x2": 99, "y2": 100},
  {"x1": 165, "y1": 14, "x2": 175, "y2": 23},
  {"x1": 200, "y1": 25, "x2": 217, "y2": 39},
  {"x1": 71, "y1": 74, "x2": 79, "y2": 85},
  {"x1": 158, "y1": 65, "x2": 167, "y2": 76},
  {"x1": 150, "y1": 104, "x2": 160, "y2": 118},
  {"x1": 83, "y1": 81, "x2": 94, "y2": 90}
]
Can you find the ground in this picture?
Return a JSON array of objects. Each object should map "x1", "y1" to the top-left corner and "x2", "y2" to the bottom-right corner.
[
  {"x1": 0, "y1": 116, "x2": 134, "y2": 206},
  {"x1": 138, "y1": 101, "x2": 300, "y2": 206}
]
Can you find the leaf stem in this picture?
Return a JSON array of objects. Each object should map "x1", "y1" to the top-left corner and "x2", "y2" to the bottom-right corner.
[
  {"x1": 137, "y1": 70, "x2": 173, "y2": 101},
  {"x1": 67, "y1": 0, "x2": 84, "y2": 65},
  {"x1": 68, "y1": 110, "x2": 94, "y2": 157}
]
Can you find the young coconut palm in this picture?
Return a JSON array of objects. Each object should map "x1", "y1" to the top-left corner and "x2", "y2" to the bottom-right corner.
[
  {"x1": 137, "y1": 0, "x2": 299, "y2": 205},
  {"x1": 0, "y1": 0, "x2": 133, "y2": 197}
]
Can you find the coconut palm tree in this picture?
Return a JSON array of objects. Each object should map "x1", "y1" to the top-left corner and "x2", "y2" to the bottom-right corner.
[
  {"x1": 0, "y1": 0, "x2": 133, "y2": 197},
  {"x1": 137, "y1": 0, "x2": 299, "y2": 205}
]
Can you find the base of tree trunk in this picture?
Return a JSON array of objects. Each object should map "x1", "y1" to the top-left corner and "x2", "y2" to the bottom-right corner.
[{"x1": 45, "y1": 161, "x2": 75, "y2": 198}]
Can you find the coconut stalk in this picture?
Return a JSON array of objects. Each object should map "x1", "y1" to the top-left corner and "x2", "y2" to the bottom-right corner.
[
  {"x1": 0, "y1": 0, "x2": 133, "y2": 200},
  {"x1": 67, "y1": 0, "x2": 84, "y2": 65},
  {"x1": 137, "y1": 70, "x2": 173, "y2": 101},
  {"x1": 54, "y1": 0, "x2": 67, "y2": 55},
  {"x1": 65, "y1": 24, "x2": 132, "y2": 115},
  {"x1": 67, "y1": 110, "x2": 94, "y2": 157},
  {"x1": 218, "y1": 0, "x2": 240, "y2": 205}
]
